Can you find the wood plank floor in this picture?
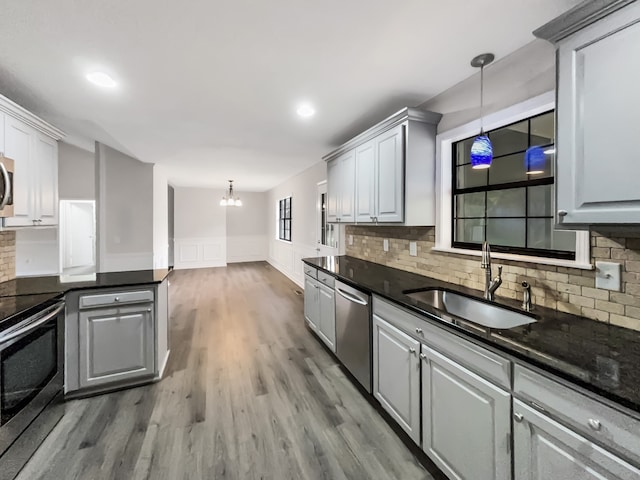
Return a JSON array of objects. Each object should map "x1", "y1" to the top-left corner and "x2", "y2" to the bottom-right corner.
[{"x1": 17, "y1": 262, "x2": 436, "y2": 480}]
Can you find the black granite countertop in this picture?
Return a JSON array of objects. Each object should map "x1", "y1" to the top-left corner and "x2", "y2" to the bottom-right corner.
[
  {"x1": 0, "y1": 269, "x2": 171, "y2": 298},
  {"x1": 303, "y1": 255, "x2": 640, "y2": 413}
]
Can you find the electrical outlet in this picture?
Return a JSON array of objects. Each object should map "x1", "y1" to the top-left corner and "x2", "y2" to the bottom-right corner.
[
  {"x1": 409, "y1": 241, "x2": 417, "y2": 256},
  {"x1": 595, "y1": 261, "x2": 622, "y2": 291},
  {"x1": 348, "y1": 234, "x2": 353, "y2": 246},
  {"x1": 383, "y1": 239, "x2": 389, "y2": 252}
]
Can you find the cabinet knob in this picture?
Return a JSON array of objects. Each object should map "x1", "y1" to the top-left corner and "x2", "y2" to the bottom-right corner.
[
  {"x1": 557, "y1": 210, "x2": 568, "y2": 217},
  {"x1": 147, "y1": 308, "x2": 152, "y2": 313},
  {"x1": 114, "y1": 297, "x2": 120, "y2": 302},
  {"x1": 419, "y1": 353, "x2": 427, "y2": 360},
  {"x1": 514, "y1": 413, "x2": 524, "y2": 423},
  {"x1": 37, "y1": 219, "x2": 42, "y2": 223},
  {"x1": 408, "y1": 347, "x2": 416, "y2": 354},
  {"x1": 415, "y1": 328, "x2": 423, "y2": 334},
  {"x1": 588, "y1": 418, "x2": 602, "y2": 431}
]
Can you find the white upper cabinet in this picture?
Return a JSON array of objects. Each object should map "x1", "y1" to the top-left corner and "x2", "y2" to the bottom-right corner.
[
  {"x1": 535, "y1": 0, "x2": 640, "y2": 225},
  {"x1": 324, "y1": 108, "x2": 440, "y2": 226},
  {"x1": 0, "y1": 94, "x2": 63, "y2": 227}
]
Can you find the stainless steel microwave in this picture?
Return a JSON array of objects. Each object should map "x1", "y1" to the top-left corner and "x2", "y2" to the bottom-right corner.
[{"x1": 0, "y1": 155, "x2": 14, "y2": 218}]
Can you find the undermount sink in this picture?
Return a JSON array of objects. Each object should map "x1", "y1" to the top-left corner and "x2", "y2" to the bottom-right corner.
[{"x1": 404, "y1": 288, "x2": 536, "y2": 330}]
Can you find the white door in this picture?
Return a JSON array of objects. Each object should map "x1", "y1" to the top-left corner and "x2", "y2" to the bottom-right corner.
[
  {"x1": 375, "y1": 125, "x2": 404, "y2": 222},
  {"x1": 61, "y1": 200, "x2": 96, "y2": 270},
  {"x1": 513, "y1": 400, "x2": 640, "y2": 480},
  {"x1": 373, "y1": 314, "x2": 421, "y2": 444},
  {"x1": 421, "y1": 345, "x2": 511, "y2": 480},
  {"x1": 355, "y1": 140, "x2": 375, "y2": 223}
]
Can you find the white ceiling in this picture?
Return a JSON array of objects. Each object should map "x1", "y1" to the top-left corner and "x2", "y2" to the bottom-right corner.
[{"x1": 0, "y1": 0, "x2": 581, "y2": 191}]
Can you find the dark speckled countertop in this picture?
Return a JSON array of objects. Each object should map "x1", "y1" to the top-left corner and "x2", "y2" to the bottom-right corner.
[{"x1": 303, "y1": 255, "x2": 640, "y2": 413}]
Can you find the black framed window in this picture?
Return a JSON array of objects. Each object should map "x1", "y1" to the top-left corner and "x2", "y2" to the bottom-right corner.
[
  {"x1": 278, "y1": 197, "x2": 292, "y2": 242},
  {"x1": 452, "y1": 110, "x2": 576, "y2": 260}
]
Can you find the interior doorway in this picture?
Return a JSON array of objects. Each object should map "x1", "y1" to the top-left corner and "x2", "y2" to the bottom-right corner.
[{"x1": 60, "y1": 200, "x2": 96, "y2": 274}]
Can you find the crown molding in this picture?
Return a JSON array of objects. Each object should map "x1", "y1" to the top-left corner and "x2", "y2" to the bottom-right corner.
[{"x1": 0, "y1": 94, "x2": 65, "y2": 140}]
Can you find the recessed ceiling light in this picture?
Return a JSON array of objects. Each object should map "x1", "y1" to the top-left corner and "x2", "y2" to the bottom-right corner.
[
  {"x1": 86, "y1": 71, "x2": 117, "y2": 88},
  {"x1": 296, "y1": 103, "x2": 315, "y2": 118}
]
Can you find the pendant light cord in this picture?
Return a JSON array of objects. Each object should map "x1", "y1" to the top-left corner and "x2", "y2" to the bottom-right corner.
[{"x1": 480, "y1": 64, "x2": 484, "y2": 135}]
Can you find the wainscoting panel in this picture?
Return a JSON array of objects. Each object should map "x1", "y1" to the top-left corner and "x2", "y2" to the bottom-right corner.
[
  {"x1": 227, "y1": 235, "x2": 268, "y2": 263},
  {"x1": 175, "y1": 237, "x2": 226, "y2": 269}
]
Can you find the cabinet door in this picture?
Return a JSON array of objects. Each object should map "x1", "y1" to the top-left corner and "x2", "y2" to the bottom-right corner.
[
  {"x1": 326, "y1": 158, "x2": 340, "y2": 222},
  {"x1": 0, "y1": 112, "x2": 5, "y2": 153},
  {"x1": 338, "y1": 149, "x2": 356, "y2": 222},
  {"x1": 555, "y1": 2, "x2": 640, "y2": 225},
  {"x1": 4, "y1": 117, "x2": 33, "y2": 226},
  {"x1": 79, "y1": 305, "x2": 155, "y2": 389},
  {"x1": 375, "y1": 125, "x2": 404, "y2": 222},
  {"x1": 422, "y1": 345, "x2": 511, "y2": 480},
  {"x1": 513, "y1": 400, "x2": 640, "y2": 480},
  {"x1": 373, "y1": 314, "x2": 420, "y2": 444},
  {"x1": 304, "y1": 275, "x2": 320, "y2": 332},
  {"x1": 317, "y1": 283, "x2": 335, "y2": 352},
  {"x1": 33, "y1": 133, "x2": 58, "y2": 225},
  {"x1": 355, "y1": 141, "x2": 375, "y2": 223}
]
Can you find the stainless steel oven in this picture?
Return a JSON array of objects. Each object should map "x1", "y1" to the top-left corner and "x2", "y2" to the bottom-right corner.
[
  {"x1": 0, "y1": 299, "x2": 65, "y2": 479},
  {"x1": 0, "y1": 154, "x2": 14, "y2": 218}
]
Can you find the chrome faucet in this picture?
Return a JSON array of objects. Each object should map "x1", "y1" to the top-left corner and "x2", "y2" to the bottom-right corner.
[
  {"x1": 521, "y1": 281, "x2": 533, "y2": 312},
  {"x1": 481, "y1": 242, "x2": 502, "y2": 301}
]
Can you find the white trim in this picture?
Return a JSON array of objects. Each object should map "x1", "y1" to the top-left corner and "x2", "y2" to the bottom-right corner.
[
  {"x1": 0, "y1": 94, "x2": 65, "y2": 140},
  {"x1": 435, "y1": 92, "x2": 592, "y2": 269}
]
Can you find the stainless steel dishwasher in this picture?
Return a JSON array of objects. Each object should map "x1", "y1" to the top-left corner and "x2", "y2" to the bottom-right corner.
[{"x1": 334, "y1": 280, "x2": 372, "y2": 393}]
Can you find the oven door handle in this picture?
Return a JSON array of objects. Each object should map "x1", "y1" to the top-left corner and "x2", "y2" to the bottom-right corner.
[
  {"x1": 0, "y1": 160, "x2": 11, "y2": 211},
  {"x1": 0, "y1": 302, "x2": 64, "y2": 346}
]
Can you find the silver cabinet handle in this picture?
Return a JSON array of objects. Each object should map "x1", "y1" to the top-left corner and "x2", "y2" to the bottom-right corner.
[
  {"x1": 531, "y1": 401, "x2": 546, "y2": 412},
  {"x1": 514, "y1": 413, "x2": 524, "y2": 423},
  {"x1": 335, "y1": 287, "x2": 367, "y2": 306},
  {"x1": 408, "y1": 347, "x2": 416, "y2": 354},
  {"x1": 588, "y1": 419, "x2": 602, "y2": 431},
  {"x1": 557, "y1": 210, "x2": 568, "y2": 217},
  {"x1": 415, "y1": 328, "x2": 423, "y2": 334},
  {"x1": 419, "y1": 353, "x2": 427, "y2": 360},
  {"x1": 0, "y1": 160, "x2": 11, "y2": 211}
]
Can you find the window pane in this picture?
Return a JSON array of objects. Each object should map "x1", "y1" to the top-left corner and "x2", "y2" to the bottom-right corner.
[
  {"x1": 530, "y1": 112, "x2": 554, "y2": 145},
  {"x1": 488, "y1": 152, "x2": 527, "y2": 185},
  {"x1": 487, "y1": 218, "x2": 526, "y2": 247},
  {"x1": 489, "y1": 120, "x2": 528, "y2": 157},
  {"x1": 455, "y1": 218, "x2": 485, "y2": 244},
  {"x1": 487, "y1": 188, "x2": 526, "y2": 217},
  {"x1": 455, "y1": 192, "x2": 485, "y2": 218},
  {"x1": 455, "y1": 138, "x2": 476, "y2": 166},
  {"x1": 528, "y1": 185, "x2": 553, "y2": 217},
  {"x1": 456, "y1": 164, "x2": 487, "y2": 189},
  {"x1": 528, "y1": 219, "x2": 576, "y2": 252}
]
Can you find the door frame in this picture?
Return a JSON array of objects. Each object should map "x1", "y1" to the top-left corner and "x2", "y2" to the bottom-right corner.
[{"x1": 59, "y1": 199, "x2": 96, "y2": 273}]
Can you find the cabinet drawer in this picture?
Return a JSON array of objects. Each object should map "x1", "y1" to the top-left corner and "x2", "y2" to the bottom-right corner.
[
  {"x1": 317, "y1": 271, "x2": 334, "y2": 288},
  {"x1": 514, "y1": 364, "x2": 640, "y2": 466},
  {"x1": 373, "y1": 296, "x2": 511, "y2": 389},
  {"x1": 303, "y1": 264, "x2": 317, "y2": 279},
  {"x1": 79, "y1": 290, "x2": 154, "y2": 309}
]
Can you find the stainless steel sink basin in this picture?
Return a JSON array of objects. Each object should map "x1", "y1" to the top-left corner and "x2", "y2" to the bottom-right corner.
[{"x1": 405, "y1": 289, "x2": 536, "y2": 330}]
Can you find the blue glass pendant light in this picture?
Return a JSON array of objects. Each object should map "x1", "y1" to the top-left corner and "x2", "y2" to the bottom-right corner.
[
  {"x1": 470, "y1": 53, "x2": 495, "y2": 169},
  {"x1": 524, "y1": 146, "x2": 546, "y2": 175}
]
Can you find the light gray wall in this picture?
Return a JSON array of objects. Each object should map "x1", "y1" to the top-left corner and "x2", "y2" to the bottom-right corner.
[
  {"x1": 173, "y1": 187, "x2": 227, "y2": 269},
  {"x1": 58, "y1": 142, "x2": 95, "y2": 200},
  {"x1": 421, "y1": 40, "x2": 556, "y2": 133},
  {"x1": 153, "y1": 165, "x2": 168, "y2": 268},
  {"x1": 96, "y1": 142, "x2": 154, "y2": 272},
  {"x1": 226, "y1": 191, "x2": 268, "y2": 263}
]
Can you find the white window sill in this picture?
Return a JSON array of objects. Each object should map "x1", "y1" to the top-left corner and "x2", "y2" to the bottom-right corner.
[
  {"x1": 431, "y1": 246, "x2": 593, "y2": 271},
  {"x1": 276, "y1": 238, "x2": 292, "y2": 244}
]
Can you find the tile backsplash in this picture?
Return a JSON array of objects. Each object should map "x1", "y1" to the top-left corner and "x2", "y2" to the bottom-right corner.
[
  {"x1": 345, "y1": 225, "x2": 640, "y2": 332},
  {"x1": 0, "y1": 231, "x2": 16, "y2": 283}
]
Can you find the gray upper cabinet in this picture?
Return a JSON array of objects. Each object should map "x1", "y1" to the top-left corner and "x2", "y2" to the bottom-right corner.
[
  {"x1": 513, "y1": 400, "x2": 640, "y2": 480},
  {"x1": 325, "y1": 108, "x2": 440, "y2": 226},
  {"x1": 422, "y1": 345, "x2": 511, "y2": 480},
  {"x1": 326, "y1": 149, "x2": 355, "y2": 223},
  {"x1": 535, "y1": 0, "x2": 640, "y2": 225},
  {"x1": 372, "y1": 314, "x2": 421, "y2": 444},
  {"x1": 78, "y1": 304, "x2": 155, "y2": 389}
]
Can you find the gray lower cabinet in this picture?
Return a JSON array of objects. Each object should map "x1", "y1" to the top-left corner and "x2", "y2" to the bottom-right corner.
[
  {"x1": 513, "y1": 400, "x2": 640, "y2": 480},
  {"x1": 304, "y1": 274, "x2": 320, "y2": 332},
  {"x1": 78, "y1": 304, "x2": 155, "y2": 389},
  {"x1": 421, "y1": 345, "x2": 511, "y2": 480},
  {"x1": 372, "y1": 314, "x2": 420, "y2": 444},
  {"x1": 317, "y1": 283, "x2": 335, "y2": 352}
]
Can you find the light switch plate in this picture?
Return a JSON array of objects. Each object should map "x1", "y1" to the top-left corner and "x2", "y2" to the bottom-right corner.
[
  {"x1": 409, "y1": 241, "x2": 417, "y2": 256},
  {"x1": 595, "y1": 261, "x2": 622, "y2": 291},
  {"x1": 383, "y1": 239, "x2": 389, "y2": 252}
]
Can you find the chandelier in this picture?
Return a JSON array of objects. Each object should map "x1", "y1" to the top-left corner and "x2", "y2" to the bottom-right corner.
[{"x1": 220, "y1": 180, "x2": 242, "y2": 207}]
